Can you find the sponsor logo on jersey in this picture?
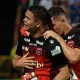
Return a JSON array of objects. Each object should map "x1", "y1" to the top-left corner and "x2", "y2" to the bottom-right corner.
[
  {"x1": 49, "y1": 40, "x2": 54, "y2": 44},
  {"x1": 51, "y1": 46, "x2": 61, "y2": 56},
  {"x1": 22, "y1": 46, "x2": 29, "y2": 51},
  {"x1": 24, "y1": 38, "x2": 30, "y2": 42},
  {"x1": 36, "y1": 48, "x2": 42, "y2": 56},
  {"x1": 68, "y1": 34, "x2": 74, "y2": 39},
  {"x1": 67, "y1": 40, "x2": 74, "y2": 48},
  {"x1": 29, "y1": 43, "x2": 37, "y2": 46},
  {"x1": 36, "y1": 61, "x2": 44, "y2": 68},
  {"x1": 36, "y1": 40, "x2": 44, "y2": 45}
]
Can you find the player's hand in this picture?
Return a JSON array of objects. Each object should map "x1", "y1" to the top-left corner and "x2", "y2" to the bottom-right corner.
[
  {"x1": 17, "y1": 52, "x2": 36, "y2": 69},
  {"x1": 43, "y1": 30, "x2": 59, "y2": 40}
]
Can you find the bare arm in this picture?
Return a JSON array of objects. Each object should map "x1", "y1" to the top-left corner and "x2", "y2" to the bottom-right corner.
[
  {"x1": 53, "y1": 65, "x2": 69, "y2": 80},
  {"x1": 43, "y1": 30, "x2": 80, "y2": 63},
  {"x1": 56, "y1": 35, "x2": 80, "y2": 63}
]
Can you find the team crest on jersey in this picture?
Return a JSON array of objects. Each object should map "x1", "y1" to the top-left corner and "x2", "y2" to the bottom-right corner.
[
  {"x1": 36, "y1": 48, "x2": 42, "y2": 56},
  {"x1": 67, "y1": 40, "x2": 74, "y2": 48}
]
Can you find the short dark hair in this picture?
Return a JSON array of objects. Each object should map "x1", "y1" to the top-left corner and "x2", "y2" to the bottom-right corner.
[
  {"x1": 48, "y1": 6, "x2": 66, "y2": 18},
  {"x1": 28, "y1": 5, "x2": 51, "y2": 26}
]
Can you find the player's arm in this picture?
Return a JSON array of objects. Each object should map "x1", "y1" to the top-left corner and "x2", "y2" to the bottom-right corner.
[
  {"x1": 51, "y1": 48, "x2": 69, "y2": 80},
  {"x1": 46, "y1": 38, "x2": 70, "y2": 80},
  {"x1": 55, "y1": 35, "x2": 80, "y2": 63},
  {"x1": 12, "y1": 54, "x2": 23, "y2": 70},
  {"x1": 43, "y1": 30, "x2": 80, "y2": 63},
  {"x1": 53, "y1": 65, "x2": 69, "y2": 80}
]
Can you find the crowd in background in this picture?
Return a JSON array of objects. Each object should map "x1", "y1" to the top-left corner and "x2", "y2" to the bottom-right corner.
[
  {"x1": 18, "y1": 0, "x2": 80, "y2": 25},
  {"x1": 39, "y1": 0, "x2": 80, "y2": 25}
]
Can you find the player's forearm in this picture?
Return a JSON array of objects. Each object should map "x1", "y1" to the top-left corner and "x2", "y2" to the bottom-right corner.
[
  {"x1": 53, "y1": 73, "x2": 68, "y2": 80},
  {"x1": 12, "y1": 55, "x2": 22, "y2": 70},
  {"x1": 13, "y1": 59, "x2": 23, "y2": 72},
  {"x1": 53, "y1": 65, "x2": 69, "y2": 80},
  {"x1": 13, "y1": 58, "x2": 18, "y2": 68},
  {"x1": 56, "y1": 36, "x2": 79, "y2": 63}
]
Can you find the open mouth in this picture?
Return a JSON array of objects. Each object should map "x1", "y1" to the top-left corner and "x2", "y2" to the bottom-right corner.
[
  {"x1": 24, "y1": 24, "x2": 27, "y2": 26},
  {"x1": 24, "y1": 24, "x2": 27, "y2": 28},
  {"x1": 24, "y1": 24, "x2": 28, "y2": 30}
]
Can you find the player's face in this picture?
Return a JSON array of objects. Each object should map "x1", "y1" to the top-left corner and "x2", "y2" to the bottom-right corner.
[
  {"x1": 51, "y1": 17, "x2": 64, "y2": 35},
  {"x1": 23, "y1": 10, "x2": 38, "y2": 34}
]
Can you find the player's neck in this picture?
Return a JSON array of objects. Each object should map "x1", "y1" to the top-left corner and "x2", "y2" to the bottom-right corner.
[
  {"x1": 32, "y1": 27, "x2": 45, "y2": 38},
  {"x1": 64, "y1": 23, "x2": 72, "y2": 35}
]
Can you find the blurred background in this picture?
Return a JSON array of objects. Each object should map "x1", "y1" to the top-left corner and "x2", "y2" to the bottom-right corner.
[{"x1": 0, "y1": 0, "x2": 80, "y2": 80}]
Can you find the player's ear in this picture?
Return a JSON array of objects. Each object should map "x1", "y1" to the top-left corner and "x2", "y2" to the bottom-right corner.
[
  {"x1": 36, "y1": 20, "x2": 42, "y2": 27},
  {"x1": 62, "y1": 19, "x2": 65, "y2": 22},
  {"x1": 62, "y1": 19, "x2": 67, "y2": 28}
]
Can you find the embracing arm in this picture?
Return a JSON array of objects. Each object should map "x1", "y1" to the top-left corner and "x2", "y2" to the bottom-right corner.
[
  {"x1": 53, "y1": 65, "x2": 69, "y2": 80},
  {"x1": 46, "y1": 36, "x2": 70, "y2": 80},
  {"x1": 55, "y1": 35, "x2": 80, "y2": 63},
  {"x1": 43, "y1": 30, "x2": 80, "y2": 63}
]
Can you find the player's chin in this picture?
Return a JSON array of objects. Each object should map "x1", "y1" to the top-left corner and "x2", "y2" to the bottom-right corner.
[{"x1": 24, "y1": 26, "x2": 28, "y2": 31}]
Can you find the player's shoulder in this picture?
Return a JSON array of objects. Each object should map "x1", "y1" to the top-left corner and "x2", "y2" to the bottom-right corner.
[
  {"x1": 74, "y1": 23, "x2": 80, "y2": 33},
  {"x1": 45, "y1": 37, "x2": 59, "y2": 45}
]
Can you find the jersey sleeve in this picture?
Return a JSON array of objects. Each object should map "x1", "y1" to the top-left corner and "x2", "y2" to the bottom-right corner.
[
  {"x1": 74, "y1": 25, "x2": 80, "y2": 48},
  {"x1": 15, "y1": 35, "x2": 23, "y2": 56},
  {"x1": 45, "y1": 37, "x2": 67, "y2": 69}
]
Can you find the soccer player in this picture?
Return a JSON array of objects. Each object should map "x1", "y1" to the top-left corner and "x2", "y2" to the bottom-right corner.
[
  {"x1": 43, "y1": 6, "x2": 80, "y2": 80},
  {"x1": 12, "y1": 5, "x2": 69, "y2": 80}
]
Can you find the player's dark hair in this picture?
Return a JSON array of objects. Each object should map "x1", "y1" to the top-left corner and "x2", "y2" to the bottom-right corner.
[
  {"x1": 48, "y1": 6, "x2": 66, "y2": 18},
  {"x1": 28, "y1": 5, "x2": 51, "y2": 26}
]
